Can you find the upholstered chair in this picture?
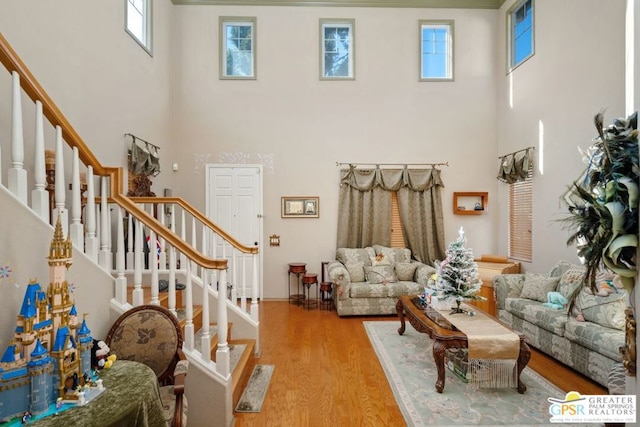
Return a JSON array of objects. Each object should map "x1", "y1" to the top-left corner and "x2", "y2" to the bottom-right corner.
[{"x1": 106, "y1": 304, "x2": 188, "y2": 427}]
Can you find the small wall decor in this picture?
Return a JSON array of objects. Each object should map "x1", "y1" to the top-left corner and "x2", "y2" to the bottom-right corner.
[
  {"x1": 269, "y1": 235, "x2": 280, "y2": 246},
  {"x1": 282, "y1": 197, "x2": 319, "y2": 218}
]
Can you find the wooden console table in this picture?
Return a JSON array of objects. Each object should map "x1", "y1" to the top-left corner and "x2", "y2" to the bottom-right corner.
[
  {"x1": 469, "y1": 255, "x2": 520, "y2": 316},
  {"x1": 396, "y1": 295, "x2": 530, "y2": 394}
]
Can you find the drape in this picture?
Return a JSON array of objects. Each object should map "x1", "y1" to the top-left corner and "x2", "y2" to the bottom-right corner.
[
  {"x1": 337, "y1": 166, "x2": 446, "y2": 265},
  {"x1": 497, "y1": 148, "x2": 532, "y2": 184}
]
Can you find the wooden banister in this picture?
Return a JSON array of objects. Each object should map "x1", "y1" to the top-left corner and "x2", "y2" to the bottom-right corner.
[{"x1": 0, "y1": 32, "x2": 232, "y2": 270}]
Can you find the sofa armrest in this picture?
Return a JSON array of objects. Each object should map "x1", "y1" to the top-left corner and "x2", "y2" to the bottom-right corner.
[
  {"x1": 414, "y1": 263, "x2": 436, "y2": 286},
  {"x1": 328, "y1": 261, "x2": 351, "y2": 301},
  {"x1": 493, "y1": 274, "x2": 525, "y2": 310}
]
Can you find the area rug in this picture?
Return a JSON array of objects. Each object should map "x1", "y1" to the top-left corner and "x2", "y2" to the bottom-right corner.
[
  {"x1": 364, "y1": 321, "x2": 576, "y2": 426},
  {"x1": 235, "y1": 364, "x2": 274, "y2": 413}
]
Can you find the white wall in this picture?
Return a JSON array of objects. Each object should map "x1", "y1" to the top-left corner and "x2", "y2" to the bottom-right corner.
[
  {"x1": 496, "y1": 0, "x2": 627, "y2": 273},
  {"x1": 172, "y1": 5, "x2": 500, "y2": 298}
]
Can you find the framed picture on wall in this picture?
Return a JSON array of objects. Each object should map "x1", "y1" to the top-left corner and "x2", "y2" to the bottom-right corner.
[{"x1": 281, "y1": 196, "x2": 319, "y2": 218}]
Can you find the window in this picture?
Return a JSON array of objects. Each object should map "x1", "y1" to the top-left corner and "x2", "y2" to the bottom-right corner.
[
  {"x1": 508, "y1": 168, "x2": 532, "y2": 262},
  {"x1": 508, "y1": 0, "x2": 534, "y2": 71},
  {"x1": 220, "y1": 17, "x2": 257, "y2": 79},
  {"x1": 419, "y1": 20, "x2": 454, "y2": 81},
  {"x1": 390, "y1": 192, "x2": 406, "y2": 248},
  {"x1": 320, "y1": 19, "x2": 355, "y2": 80},
  {"x1": 125, "y1": 0, "x2": 152, "y2": 55}
]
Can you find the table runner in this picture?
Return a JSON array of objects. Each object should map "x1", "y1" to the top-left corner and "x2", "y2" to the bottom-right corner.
[{"x1": 439, "y1": 303, "x2": 520, "y2": 388}]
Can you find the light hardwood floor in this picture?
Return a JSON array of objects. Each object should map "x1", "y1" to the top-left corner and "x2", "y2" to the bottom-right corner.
[{"x1": 233, "y1": 301, "x2": 606, "y2": 427}]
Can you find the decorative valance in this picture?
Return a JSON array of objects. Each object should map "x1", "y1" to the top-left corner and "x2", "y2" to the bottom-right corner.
[
  {"x1": 339, "y1": 166, "x2": 444, "y2": 192},
  {"x1": 496, "y1": 147, "x2": 533, "y2": 184},
  {"x1": 127, "y1": 134, "x2": 160, "y2": 177}
]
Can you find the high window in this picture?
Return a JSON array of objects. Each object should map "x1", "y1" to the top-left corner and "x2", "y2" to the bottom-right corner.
[
  {"x1": 508, "y1": 0, "x2": 534, "y2": 71},
  {"x1": 508, "y1": 168, "x2": 532, "y2": 262},
  {"x1": 419, "y1": 20, "x2": 454, "y2": 81},
  {"x1": 320, "y1": 19, "x2": 355, "y2": 80},
  {"x1": 126, "y1": 0, "x2": 152, "y2": 55},
  {"x1": 220, "y1": 17, "x2": 257, "y2": 79}
]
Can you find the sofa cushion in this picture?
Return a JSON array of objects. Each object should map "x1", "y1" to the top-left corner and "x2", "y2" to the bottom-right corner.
[
  {"x1": 336, "y1": 247, "x2": 376, "y2": 266},
  {"x1": 556, "y1": 264, "x2": 586, "y2": 299},
  {"x1": 370, "y1": 253, "x2": 392, "y2": 266},
  {"x1": 504, "y1": 297, "x2": 569, "y2": 336},
  {"x1": 563, "y1": 318, "x2": 625, "y2": 362},
  {"x1": 364, "y1": 265, "x2": 397, "y2": 284},
  {"x1": 394, "y1": 262, "x2": 419, "y2": 281},
  {"x1": 548, "y1": 260, "x2": 576, "y2": 278},
  {"x1": 574, "y1": 288, "x2": 628, "y2": 330},
  {"x1": 519, "y1": 272, "x2": 560, "y2": 302},
  {"x1": 349, "y1": 282, "x2": 387, "y2": 298},
  {"x1": 386, "y1": 281, "x2": 423, "y2": 298},
  {"x1": 372, "y1": 245, "x2": 411, "y2": 263},
  {"x1": 345, "y1": 261, "x2": 365, "y2": 282}
]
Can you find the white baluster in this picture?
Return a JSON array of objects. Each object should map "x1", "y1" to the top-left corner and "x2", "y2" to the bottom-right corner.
[
  {"x1": 168, "y1": 204, "x2": 176, "y2": 314},
  {"x1": 97, "y1": 177, "x2": 111, "y2": 270},
  {"x1": 9, "y1": 72, "x2": 27, "y2": 204},
  {"x1": 231, "y1": 250, "x2": 237, "y2": 303},
  {"x1": 150, "y1": 228, "x2": 159, "y2": 305},
  {"x1": 69, "y1": 147, "x2": 84, "y2": 250},
  {"x1": 179, "y1": 210, "x2": 187, "y2": 270},
  {"x1": 251, "y1": 253, "x2": 259, "y2": 323},
  {"x1": 133, "y1": 217, "x2": 143, "y2": 306},
  {"x1": 114, "y1": 207, "x2": 127, "y2": 305},
  {"x1": 126, "y1": 214, "x2": 134, "y2": 269},
  {"x1": 200, "y1": 269, "x2": 211, "y2": 363},
  {"x1": 216, "y1": 268, "x2": 230, "y2": 378},
  {"x1": 84, "y1": 167, "x2": 97, "y2": 261},
  {"x1": 158, "y1": 203, "x2": 167, "y2": 270},
  {"x1": 31, "y1": 101, "x2": 49, "y2": 222},
  {"x1": 53, "y1": 126, "x2": 68, "y2": 232},
  {"x1": 239, "y1": 252, "x2": 246, "y2": 313},
  {"x1": 184, "y1": 261, "x2": 194, "y2": 352}
]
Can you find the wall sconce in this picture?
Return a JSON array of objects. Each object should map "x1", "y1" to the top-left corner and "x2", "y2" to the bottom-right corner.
[{"x1": 269, "y1": 234, "x2": 280, "y2": 247}]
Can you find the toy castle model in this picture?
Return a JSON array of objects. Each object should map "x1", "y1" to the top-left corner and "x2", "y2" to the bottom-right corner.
[{"x1": 0, "y1": 216, "x2": 93, "y2": 420}]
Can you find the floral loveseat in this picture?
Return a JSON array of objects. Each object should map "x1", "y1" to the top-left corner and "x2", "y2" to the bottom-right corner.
[
  {"x1": 328, "y1": 245, "x2": 435, "y2": 316},
  {"x1": 494, "y1": 260, "x2": 627, "y2": 387}
]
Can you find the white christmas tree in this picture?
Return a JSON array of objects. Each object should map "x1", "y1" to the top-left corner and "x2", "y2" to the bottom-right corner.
[{"x1": 429, "y1": 227, "x2": 485, "y2": 313}]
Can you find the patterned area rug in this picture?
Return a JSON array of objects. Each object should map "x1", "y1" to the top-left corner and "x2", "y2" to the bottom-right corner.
[
  {"x1": 235, "y1": 365, "x2": 275, "y2": 413},
  {"x1": 364, "y1": 321, "x2": 577, "y2": 426}
]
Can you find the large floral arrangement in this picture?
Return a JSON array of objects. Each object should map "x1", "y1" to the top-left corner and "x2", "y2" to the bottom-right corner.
[
  {"x1": 561, "y1": 112, "x2": 638, "y2": 294},
  {"x1": 428, "y1": 227, "x2": 485, "y2": 312}
]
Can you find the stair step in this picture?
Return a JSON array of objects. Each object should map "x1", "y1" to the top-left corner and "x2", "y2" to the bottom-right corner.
[
  {"x1": 125, "y1": 286, "x2": 184, "y2": 307},
  {"x1": 227, "y1": 339, "x2": 256, "y2": 409}
]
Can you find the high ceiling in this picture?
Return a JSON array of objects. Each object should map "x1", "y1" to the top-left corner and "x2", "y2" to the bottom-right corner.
[{"x1": 171, "y1": 0, "x2": 509, "y2": 9}]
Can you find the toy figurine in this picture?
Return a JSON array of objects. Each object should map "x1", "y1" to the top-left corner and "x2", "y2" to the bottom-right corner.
[{"x1": 21, "y1": 411, "x2": 32, "y2": 424}]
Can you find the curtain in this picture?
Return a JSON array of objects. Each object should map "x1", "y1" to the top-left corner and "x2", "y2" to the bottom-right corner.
[
  {"x1": 497, "y1": 148, "x2": 532, "y2": 184},
  {"x1": 337, "y1": 166, "x2": 446, "y2": 265}
]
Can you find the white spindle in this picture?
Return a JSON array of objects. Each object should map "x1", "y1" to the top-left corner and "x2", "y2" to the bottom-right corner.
[
  {"x1": 150, "y1": 228, "x2": 159, "y2": 305},
  {"x1": 114, "y1": 207, "x2": 127, "y2": 305},
  {"x1": 184, "y1": 261, "x2": 194, "y2": 352},
  {"x1": 179, "y1": 209, "x2": 186, "y2": 269},
  {"x1": 126, "y1": 214, "x2": 134, "y2": 269},
  {"x1": 168, "y1": 204, "x2": 176, "y2": 314},
  {"x1": 9, "y1": 72, "x2": 27, "y2": 204},
  {"x1": 200, "y1": 269, "x2": 211, "y2": 362},
  {"x1": 69, "y1": 147, "x2": 84, "y2": 249},
  {"x1": 231, "y1": 250, "x2": 237, "y2": 302},
  {"x1": 84, "y1": 167, "x2": 97, "y2": 261},
  {"x1": 53, "y1": 126, "x2": 68, "y2": 231},
  {"x1": 133, "y1": 216, "x2": 143, "y2": 306},
  {"x1": 31, "y1": 101, "x2": 49, "y2": 222},
  {"x1": 216, "y1": 268, "x2": 230, "y2": 378},
  {"x1": 240, "y1": 253, "x2": 246, "y2": 313},
  {"x1": 158, "y1": 203, "x2": 167, "y2": 270},
  {"x1": 98, "y1": 177, "x2": 111, "y2": 270},
  {"x1": 251, "y1": 253, "x2": 259, "y2": 322}
]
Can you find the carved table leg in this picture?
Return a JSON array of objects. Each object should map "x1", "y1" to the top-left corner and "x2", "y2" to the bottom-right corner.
[
  {"x1": 397, "y1": 299, "x2": 406, "y2": 335},
  {"x1": 516, "y1": 340, "x2": 531, "y2": 394},
  {"x1": 433, "y1": 339, "x2": 446, "y2": 393}
]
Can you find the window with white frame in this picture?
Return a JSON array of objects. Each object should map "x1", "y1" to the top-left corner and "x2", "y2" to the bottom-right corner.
[
  {"x1": 320, "y1": 19, "x2": 355, "y2": 80},
  {"x1": 508, "y1": 0, "x2": 534, "y2": 71},
  {"x1": 220, "y1": 17, "x2": 256, "y2": 79},
  {"x1": 126, "y1": 0, "x2": 152, "y2": 55},
  {"x1": 419, "y1": 20, "x2": 454, "y2": 81}
]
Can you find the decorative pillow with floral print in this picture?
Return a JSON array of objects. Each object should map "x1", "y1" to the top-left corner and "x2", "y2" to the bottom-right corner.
[{"x1": 364, "y1": 265, "x2": 397, "y2": 284}]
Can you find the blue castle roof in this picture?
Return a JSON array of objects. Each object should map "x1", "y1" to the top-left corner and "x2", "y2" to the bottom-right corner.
[
  {"x1": 53, "y1": 326, "x2": 75, "y2": 352},
  {"x1": 1, "y1": 344, "x2": 19, "y2": 363},
  {"x1": 30, "y1": 339, "x2": 47, "y2": 358},
  {"x1": 19, "y1": 282, "x2": 42, "y2": 319},
  {"x1": 70, "y1": 305, "x2": 77, "y2": 316},
  {"x1": 28, "y1": 339, "x2": 52, "y2": 367},
  {"x1": 78, "y1": 319, "x2": 92, "y2": 344}
]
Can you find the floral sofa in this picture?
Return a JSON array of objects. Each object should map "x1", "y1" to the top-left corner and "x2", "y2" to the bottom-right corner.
[
  {"x1": 494, "y1": 260, "x2": 627, "y2": 387},
  {"x1": 328, "y1": 245, "x2": 436, "y2": 316}
]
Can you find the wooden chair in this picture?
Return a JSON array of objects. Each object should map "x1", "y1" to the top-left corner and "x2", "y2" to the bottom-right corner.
[{"x1": 106, "y1": 305, "x2": 188, "y2": 427}]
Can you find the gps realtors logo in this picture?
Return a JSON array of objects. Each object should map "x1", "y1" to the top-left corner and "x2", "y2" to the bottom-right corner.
[{"x1": 548, "y1": 391, "x2": 636, "y2": 423}]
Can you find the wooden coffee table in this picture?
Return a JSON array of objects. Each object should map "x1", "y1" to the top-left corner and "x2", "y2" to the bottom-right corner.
[{"x1": 396, "y1": 295, "x2": 530, "y2": 394}]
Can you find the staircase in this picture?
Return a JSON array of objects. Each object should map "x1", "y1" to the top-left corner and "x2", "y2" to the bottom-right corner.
[{"x1": 0, "y1": 32, "x2": 258, "y2": 427}]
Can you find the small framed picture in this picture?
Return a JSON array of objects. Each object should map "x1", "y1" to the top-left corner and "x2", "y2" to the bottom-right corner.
[{"x1": 282, "y1": 196, "x2": 319, "y2": 218}]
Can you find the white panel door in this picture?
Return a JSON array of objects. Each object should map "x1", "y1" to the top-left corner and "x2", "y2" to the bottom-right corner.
[{"x1": 206, "y1": 165, "x2": 263, "y2": 299}]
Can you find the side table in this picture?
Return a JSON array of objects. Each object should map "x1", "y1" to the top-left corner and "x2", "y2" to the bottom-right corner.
[
  {"x1": 288, "y1": 263, "x2": 306, "y2": 305},
  {"x1": 319, "y1": 261, "x2": 333, "y2": 310},
  {"x1": 301, "y1": 273, "x2": 318, "y2": 310}
]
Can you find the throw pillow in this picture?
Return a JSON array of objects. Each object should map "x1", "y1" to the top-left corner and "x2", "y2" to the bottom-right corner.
[
  {"x1": 370, "y1": 254, "x2": 391, "y2": 266},
  {"x1": 519, "y1": 272, "x2": 560, "y2": 302},
  {"x1": 394, "y1": 262, "x2": 418, "y2": 281},
  {"x1": 345, "y1": 262, "x2": 365, "y2": 283},
  {"x1": 336, "y1": 247, "x2": 375, "y2": 266},
  {"x1": 574, "y1": 288, "x2": 628, "y2": 330},
  {"x1": 556, "y1": 264, "x2": 586, "y2": 299},
  {"x1": 372, "y1": 245, "x2": 412, "y2": 263},
  {"x1": 364, "y1": 265, "x2": 398, "y2": 285}
]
